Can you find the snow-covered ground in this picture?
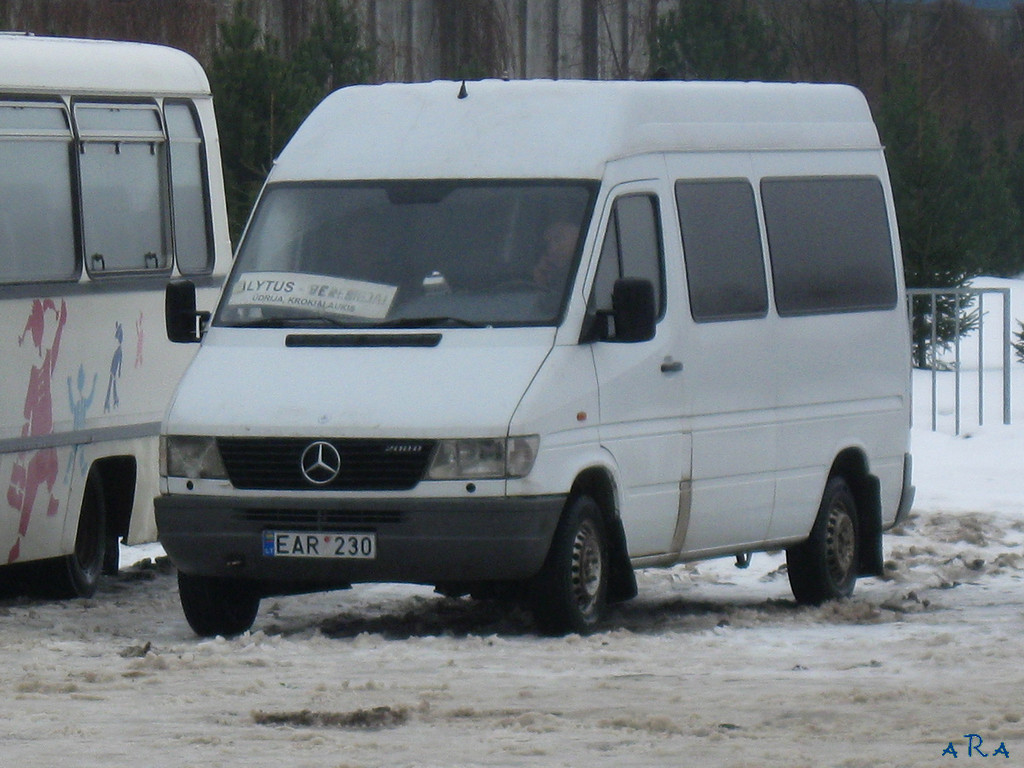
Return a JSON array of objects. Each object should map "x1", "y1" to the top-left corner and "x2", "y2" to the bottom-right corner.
[{"x1": 2, "y1": 283, "x2": 1023, "y2": 767}]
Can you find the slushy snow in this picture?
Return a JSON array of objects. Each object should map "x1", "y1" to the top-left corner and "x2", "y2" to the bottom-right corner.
[{"x1": 2, "y1": 281, "x2": 1023, "y2": 768}]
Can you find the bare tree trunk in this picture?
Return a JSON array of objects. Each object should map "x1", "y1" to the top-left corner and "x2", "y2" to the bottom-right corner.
[{"x1": 582, "y1": 0, "x2": 598, "y2": 78}]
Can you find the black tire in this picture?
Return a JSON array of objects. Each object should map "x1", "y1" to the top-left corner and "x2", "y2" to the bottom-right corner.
[
  {"x1": 49, "y1": 471, "x2": 107, "y2": 599},
  {"x1": 177, "y1": 571, "x2": 260, "y2": 637},
  {"x1": 532, "y1": 495, "x2": 609, "y2": 635},
  {"x1": 787, "y1": 476, "x2": 860, "y2": 605}
]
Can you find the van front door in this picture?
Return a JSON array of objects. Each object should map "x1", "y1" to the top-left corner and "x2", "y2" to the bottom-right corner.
[{"x1": 587, "y1": 188, "x2": 689, "y2": 558}]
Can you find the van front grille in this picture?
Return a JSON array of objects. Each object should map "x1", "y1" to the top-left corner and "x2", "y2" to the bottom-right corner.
[{"x1": 217, "y1": 437, "x2": 435, "y2": 491}]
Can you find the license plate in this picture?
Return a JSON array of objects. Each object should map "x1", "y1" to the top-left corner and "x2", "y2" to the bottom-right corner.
[{"x1": 263, "y1": 531, "x2": 376, "y2": 559}]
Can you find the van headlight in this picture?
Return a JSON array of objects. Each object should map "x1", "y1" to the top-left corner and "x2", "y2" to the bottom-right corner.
[
  {"x1": 426, "y1": 436, "x2": 539, "y2": 480},
  {"x1": 161, "y1": 435, "x2": 228, "y2": 480}
]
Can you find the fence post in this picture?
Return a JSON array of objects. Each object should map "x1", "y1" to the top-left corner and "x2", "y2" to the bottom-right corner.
[
  {"x1": 1004, "y1": 288, "x2": 1012, "y2": 425},
  {"x1": 907, "y1": 287, "x2": 1012, "y2": 434}
]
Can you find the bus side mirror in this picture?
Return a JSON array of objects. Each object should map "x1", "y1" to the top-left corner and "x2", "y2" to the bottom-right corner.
[
  {"x1": 166, "y1": 280, "x2": 208, "y2": 343},
  {"x1": 611, "y1": 278, "x2": 656, "y2": 343}
]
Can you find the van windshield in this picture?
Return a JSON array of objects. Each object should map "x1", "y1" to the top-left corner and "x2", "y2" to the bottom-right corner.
[{"x1": 217, "y1": 181, "x2": 596, "y2": 329}]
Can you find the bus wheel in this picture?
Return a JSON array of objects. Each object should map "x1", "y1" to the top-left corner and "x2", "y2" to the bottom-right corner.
[
  {"x1": 177, "y1": 572, "x2": 260, "y2": 637},
  {"x1": 51, "y1": 471, "x2": 107, "y2": 599},
  {"x1": 787, "y1": 476, "x2": 859, "y2": 605},
  {"x1": 102, "y1": 530, "x2": 121, "y2": 576},
  {"x1": 532, "y1": 494, "x2": 609, "y2": 635}
]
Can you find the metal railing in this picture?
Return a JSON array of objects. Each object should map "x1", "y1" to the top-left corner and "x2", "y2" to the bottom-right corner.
[{"x1": 906, "y1": 287, "x2": 1012, "y2": 434}]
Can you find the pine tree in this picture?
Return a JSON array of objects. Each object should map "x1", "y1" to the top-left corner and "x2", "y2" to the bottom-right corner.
[
  {"x1": 294, "y1": 0, "x2": 374, "y2": 94},
  {"x1": 648, "y1": 0, "x2": 789, "y2": 81},
  {"x1": 210, "y1": 1, "x2": 373, "y2": 240},
  {"x1": 877, "y1": 71, "x2": 985, "y2": 367}
]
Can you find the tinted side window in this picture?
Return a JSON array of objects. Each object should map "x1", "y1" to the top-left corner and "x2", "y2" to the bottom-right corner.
[
  {"x1": 761, "y1": 177, "x2": 898, "y2": 316},
  {"x1": 676, "y1": 179, "x2": 767, "y2": 322},
  {"x1": 0, "y1": 102, "x2": 77, "y2": 284},
  {"x1": 166, "y1": 101, "x2": 214, "y2": 275},
  {"x1": 76, "y1": 102, "x2": 170, "y2": 275},
  {"x1": 590, "y1": 194, "x2": 665, "y2": 318}
]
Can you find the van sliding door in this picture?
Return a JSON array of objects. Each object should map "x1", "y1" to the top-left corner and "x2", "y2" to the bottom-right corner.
[{"x1": 672, "y1": 174, "x2": 776, "y2": 554}]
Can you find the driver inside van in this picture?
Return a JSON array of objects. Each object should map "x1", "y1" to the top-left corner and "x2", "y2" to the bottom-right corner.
[{"x1": 533, "y1": 220, "x2": 580, "y2": 290}]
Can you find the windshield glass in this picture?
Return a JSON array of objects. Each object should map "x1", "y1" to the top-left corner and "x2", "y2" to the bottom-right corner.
[{"x1": 217, "y1": 181, "x2": 597, "y2": 329}]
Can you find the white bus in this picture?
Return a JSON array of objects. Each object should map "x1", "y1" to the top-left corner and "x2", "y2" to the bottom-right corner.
[{"x1": 0, "y1": 35, "x2": 231, "y2": 597}]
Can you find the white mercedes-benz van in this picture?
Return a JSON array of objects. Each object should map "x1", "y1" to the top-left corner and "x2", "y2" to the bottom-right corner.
[{"x1": 157, "y1": 80, "x2": 914, "y2": 637}]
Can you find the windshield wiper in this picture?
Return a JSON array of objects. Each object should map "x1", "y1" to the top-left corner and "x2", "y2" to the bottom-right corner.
[
  {"x1": 224, "y1": 314, "x2": 487, "y2": 330},
  {"x1": 377, "y1": 316, "x2": 487, "y2": 329},
  {"x1": 226, "y1": 315, "x2": 353, "y2": 329}
]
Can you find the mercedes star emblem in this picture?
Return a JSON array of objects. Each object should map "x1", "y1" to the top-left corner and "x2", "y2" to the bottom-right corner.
[{"x1": 300, "y1": 441, "x2": 342, "y2": 485}]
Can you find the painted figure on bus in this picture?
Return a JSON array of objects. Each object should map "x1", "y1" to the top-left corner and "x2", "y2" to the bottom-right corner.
[
  {"x1": 6, "y1": 298, "x2": 67, "y2": 563},
  {"x1": 104, "y1": 320, "x2": 123, "y2": 412},
  {"x1": 65, "y1": 364, "x2": 98, "y2": 483}
]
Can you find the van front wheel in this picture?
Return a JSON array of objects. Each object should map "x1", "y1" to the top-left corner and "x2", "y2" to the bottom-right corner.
[
  {"x1": 177, "y1": 572, "x2": 260, "y2": 637},
  {"x1": 532, "y1": 495, "x2": 609, "y2": 635},
  {"x1": 787, "y1": 476, "x2": 859, "y2": 605}
]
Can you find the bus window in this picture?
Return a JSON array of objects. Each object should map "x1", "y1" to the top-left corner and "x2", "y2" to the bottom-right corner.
[
  {"x1": 75, "y1": 102, "x2": 171, "y2": 275},
  {"x1": 165, "y1": 101, "x2": 214, "y2": 275},
  {"x1": 0, "y1": 101, "x2": 77, "y2": 283}
]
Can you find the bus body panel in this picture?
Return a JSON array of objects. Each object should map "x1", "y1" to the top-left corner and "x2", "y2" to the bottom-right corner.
[{"x1": 0, "y1": 36, "x2": 230, "y2": 579}]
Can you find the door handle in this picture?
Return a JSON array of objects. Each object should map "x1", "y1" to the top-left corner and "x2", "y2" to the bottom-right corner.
[{"x1": 660, "y1": 358, "x2": 683, "y2": 373}]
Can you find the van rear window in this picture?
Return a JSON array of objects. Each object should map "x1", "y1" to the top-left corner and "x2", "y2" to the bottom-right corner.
[
  {"x1": 675, "y1": 179, "x2": 768, "y2": 322},
  {"x1": 761, "y1": 176, "x2": 898, "y2": 316}
]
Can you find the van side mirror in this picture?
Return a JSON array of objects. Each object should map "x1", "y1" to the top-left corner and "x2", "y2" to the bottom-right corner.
[
  {"x1": 165, "y1": 280, "x2": 208, "y2": 343},
  {"x1": 611, "y1": 278, "x2": 656, "y2": 343}
]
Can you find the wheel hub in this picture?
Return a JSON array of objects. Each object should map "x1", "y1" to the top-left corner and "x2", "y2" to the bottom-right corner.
[
  {"x1": 570, "y1": 519, "x2": 603, "y2": 615},
  {"x1": 825, "y1": 503, "x2": 856, "y2": 584}
]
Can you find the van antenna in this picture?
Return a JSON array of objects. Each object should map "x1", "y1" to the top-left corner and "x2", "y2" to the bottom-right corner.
[{"x1": 457, "y1": 80, "x2": 468, "y2": 100}]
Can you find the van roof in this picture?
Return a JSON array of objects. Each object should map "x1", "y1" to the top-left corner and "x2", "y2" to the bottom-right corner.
[
  {"x1": 272, "y1": 79, "x2": 881, "y2": 182},
  {"x1": 0, "y1": 34, "x2": 210, "y2": 97}
]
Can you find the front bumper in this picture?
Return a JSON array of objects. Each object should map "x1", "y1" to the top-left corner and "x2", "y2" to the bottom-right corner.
[{"x1": 155, "y1": 492, "x2": 565, "y2": 593}]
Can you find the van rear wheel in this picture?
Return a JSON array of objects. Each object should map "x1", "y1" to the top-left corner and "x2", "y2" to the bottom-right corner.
[
  {"x1": 787, "y1": 476, "x2": 859, "y2": 605},
  {"x1": 177, "y1": 572, "x2": 260, "y2": 637},
  {"x1": 532, "y1": 494, "x2": 609, "y2": 635}
]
